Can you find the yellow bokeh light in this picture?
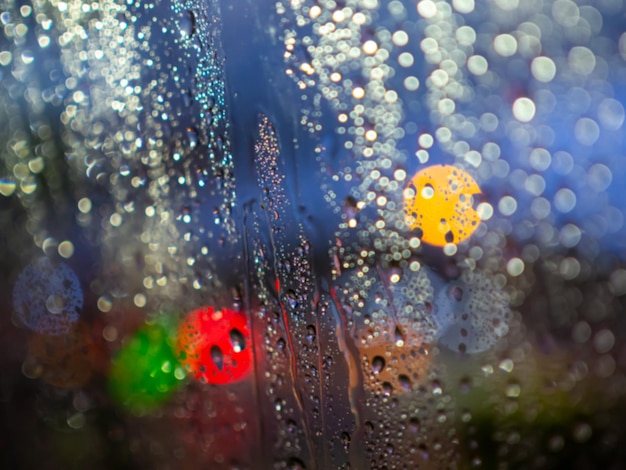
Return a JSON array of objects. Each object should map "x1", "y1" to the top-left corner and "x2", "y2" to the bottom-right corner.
[
  {"x1": 404, "y1": 164, "x2": 482, "y2": 247},
  {"x1": 352, "y1": 87, "x2": 365, "y2": 99},
  {"x1": 362, "y1": 40, "x2": 378, "y2": 54}
]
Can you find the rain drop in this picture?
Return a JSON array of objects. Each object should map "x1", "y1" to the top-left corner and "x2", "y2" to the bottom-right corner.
[
  {"x1": 210, "y1": 345, "x2": 224, "y2": 371},
  {"x1": 286, "y1": 457, "x2": 306, "y2": 470},
  {"x1": 340, "y1": 431, "x2": 351, "y2": 450},
  {"x1": 230, "y1": 328, "x2": 246, "y2": 353},
  {"x1": 285, "y1": 290, "x2": 298, "y2": 309},
  {"x1": 187, "y1": 127, "x2": 198, "y2": 148},
  {"x1": 305, "y1": 325, "x2": 316, "y2": 342},
  {"x1": 178, "y1": 10, "x2": 196, "y2": 39},
  {"x1": 372, "y1": 356, "x2": 385, "y2": 374},
  {"x1": 398, "y1": 374, "x2": 412, "y2": 391},
  {"x1": 394, "y1": 326, "x2": 405, "y2": 347}
]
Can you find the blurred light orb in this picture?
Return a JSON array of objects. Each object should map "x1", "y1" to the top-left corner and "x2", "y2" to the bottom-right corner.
[
  {"x1": 13, "y1": 257, "x2": 83, "y2": 335},
  {"x1": 177, "y1": 306, "x2": 252, "y2": 385},
  {"x1": 531, "y1": 56, "x2": 557, "y2": 82},
  {"x1": 28, "y1": 321, "x2": 96, "y2": 389},
  {"x1": 404, "y1": 165, "x2": 482, "y2": 247},
  {"x1": 109, "y1": 322, "x2": 184, "y2": 413},
  {"x1": 512, "y1": 97, "x2": 536, "y2": 122}
]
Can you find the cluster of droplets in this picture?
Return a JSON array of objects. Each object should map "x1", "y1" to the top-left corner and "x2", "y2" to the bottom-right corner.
[
  {"x1": 250, "y1": 113, "x2": 373, "y2": 468},
  {"x1": 5, "y1": 0, "x2": 626, "y2": 467},
  {"x1": 433, "y1": 268, "x2": 511, "y2": 353},
  {"x1": 336, "y1": 261, "x2": 511, "y2": 357},
  {"x1": 0, "y1": 0, "x2": 239, "y2": 318},
  {"x1": 1, "y1": 2, "x2": 249, "y2": 463},
  {"x1": 426, "y1": 0, "x2": 626, "y2": 274},
  {"x1": 327, "y1": 203, "x2": 448, "y2": 467},
  {"x1": 280, "y1": 0, "x2": 425, "y2": 260}
]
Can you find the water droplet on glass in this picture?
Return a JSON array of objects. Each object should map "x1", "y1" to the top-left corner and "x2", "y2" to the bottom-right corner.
[
  {"x1": 285, "y1": 290, "x2": 298, "y2": 309},
  {"x1": 187, "y1": 127, "x2": 198, "y2": 148},
  {"x1": 372, "y1": 356, "x2": 385, "y2": 374},
  {"x1": 182, "y1": 89, "x2": 193, "y2": 108},
  {"x1": 286, "y1": 457, "x2": 306, "y2": 469},
  {"x1": 210, "y1": 345, "x2": 224, "y2": 371},
  {"x1": 274, "y1": 398, "x2": 284, "y2": 412},
  {"x1": 459, "y1": 376, "x2": 472, "y2": 393},
  {"x1": 394, "y1": 326, "x2": 405, "y2": 347},
  {"x1": 230, "y1": 328, "x2": 246, "y2": 353},
  {"x1": 178, "y1": 10, "x2": 196, "y2": 39},
  {"x1": 305, "y1": 325, "x2": 316, "y2": 342},
  {"x1": 398, "y1": 374, "x2": 411, "y2": 391},
  {"x1": 340, "y1": 431, "x2": 351, "y2": 450},
  {"x1": 286, "y1": 419, "x2": 297, "y2": 433},
  {"x1": 449, "y1": 285, "x2": 464, "y2": 301}
]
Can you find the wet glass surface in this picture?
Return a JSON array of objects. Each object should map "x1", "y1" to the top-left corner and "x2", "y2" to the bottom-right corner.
[{"x1": 2, "y1": 0, "x2": 626, "y2": 468}]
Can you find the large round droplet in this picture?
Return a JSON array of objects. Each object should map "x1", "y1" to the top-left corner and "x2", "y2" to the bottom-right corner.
[
  {"x1": 229, "y1": 328, "x2": 246, "y2": 353},
  {"x1": 178, "y1": 10, "x2": 196, "y2": 39},
  {"x1": 372, "y1": 356, "x2": 386, "y2": 374}
]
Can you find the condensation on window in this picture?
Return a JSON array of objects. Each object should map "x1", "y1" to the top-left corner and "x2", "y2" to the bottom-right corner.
[{"x1": 1, "y1": 0, "x2": 626, "y2": 468}]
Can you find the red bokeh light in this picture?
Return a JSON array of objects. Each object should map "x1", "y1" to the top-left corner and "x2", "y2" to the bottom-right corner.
[{"x1": 177, "y1": 306, "x2": 252, "y2": 385}]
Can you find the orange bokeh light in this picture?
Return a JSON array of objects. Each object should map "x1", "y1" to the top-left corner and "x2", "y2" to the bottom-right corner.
[{"x1": 404, "y1": 164, "x2": 482, "y2": 247}]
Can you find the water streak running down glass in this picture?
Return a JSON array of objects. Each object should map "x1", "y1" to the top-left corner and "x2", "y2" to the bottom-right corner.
[{"x1": 2, "y1": 0, "x2": 626, "y2": 468}]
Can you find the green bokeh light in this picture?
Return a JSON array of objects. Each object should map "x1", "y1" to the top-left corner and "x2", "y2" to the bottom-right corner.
[{"x1": 108, "y1": 322, "x2": 186, "y2": 414}]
